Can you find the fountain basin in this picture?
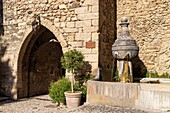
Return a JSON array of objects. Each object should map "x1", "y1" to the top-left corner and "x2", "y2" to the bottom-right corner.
[
  {"x1": 140, "y1": 78, "x2": 170, "y2": 84},
  {"x1": 87, "y1": 80, "x2": 170, "y2": 111}
]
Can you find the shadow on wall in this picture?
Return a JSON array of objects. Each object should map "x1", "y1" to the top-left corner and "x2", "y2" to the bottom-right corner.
[
  {"x1": 98, "y1": 0, "x2": 117, "y2": 81},
  {"x1": 75, "y1": 61, "x2": 92, "y2": 84},
  {"x1": 132, "y1": 56, "x2": 147, "y2": 82},
  {"x1": 0, "y1": 0, "x2": 4, "y2": 35},
  {"x1": 0, "y1": 1, "x2": 12, "y2": 98},
  {"x1": 0, "y1": 43, "x2": 14, "y2": 98}
]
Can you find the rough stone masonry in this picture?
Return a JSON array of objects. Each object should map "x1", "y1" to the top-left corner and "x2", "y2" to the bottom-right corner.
[
  {"x1": 0, "y1": 0, "x2": 116, "y2": 99},
  {"x1": 117, "y1": 0, "x2": 170, "y2": 75},
  {"x1": 0, "y1": 0, "x2": 169, "y2": 99}
]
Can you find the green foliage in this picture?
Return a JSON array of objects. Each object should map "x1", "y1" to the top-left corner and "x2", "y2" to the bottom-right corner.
[
  {"x1": 61, "y1": 49, "x2": 85, "y2": 93},
  {"x1": 61, "y1": 49, "x2": 84, "y2": 74},
  {"x1": 161, "y1": 73, "x2": 170, "y2": 78},
  {"x1": 146, "y1": 71, "x2": 170, "y2": 78},
  {"x1": 74, "y1": 83, "x2": 87, "y2": 103},
  {"x1": 146, "y1": 72, "x2": 159, "y2": 78},
  {"x1": 84, "y1": 74, "x2": 95, "y2": 82},
  {"x1": 49, "y1": 77, "x2": 71, "y2": 104},
  {"x1": 75, "y1": 73, "x2": 95, "y2": 85},
  {"x1": 113, "y1": 69, "x2": 119, "y2": 82}
]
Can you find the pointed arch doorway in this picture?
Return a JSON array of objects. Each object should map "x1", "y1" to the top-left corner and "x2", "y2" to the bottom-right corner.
[{"x1": 18, "y1": 26, "x2": 65, "y2": 98}]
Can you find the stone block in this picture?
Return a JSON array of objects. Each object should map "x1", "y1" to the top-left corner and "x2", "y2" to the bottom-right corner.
[
  {"x1": 60, "y1": 40, "x2": 68, "y2": 47},
  {"x1": 92, "y1": 5, "x2": 99, "y2": 12},
  {"x1": 87, "y1": 5, "x2": 92, "y2": 12},
  {"x1": 84, "y1": 54, "x2": 98, "y2": 62},
  {"x1": 66, "y1": 35, "x2": 75, "y2": 42},
  {"x1": 63, "y1": 0, "x2": 69, "y2": 3},
  {"x1": 60, "y1": 16, "x2": 67, "y2": 22},
  {"x1": 63, "y1": 28, "x2": 78, "y2": 33},
  {"x1": 48, "y1": 0, "x2": 53, "y2": 3},
  {"x1": 66, "y1": 22, "x2": 75, "y2": 28},
  {"x1": 62, "y1": 47, "x2": 69, "y2": 53},
  {"x1": 59, "y1": 4, "x2": 67, "y2": 9},
  {"x1": 66, "y1": 17, "x2": 71, "y2": 22},
  {"x1": 76, "y1": 48, "x2": 93, "y2": 54},
  {"x1": 71, "y1": 16, "x2": 78, "y2": 21},
  {"x1": 87, "y1": 81, "x2": 139, "y2": 107},
  {"x1": 33, "y1": 0, "x2": 48, "y2": 3},
  {"x1": 91, "y1": 62, "x2": 98, "y2": 70},
  {"x1": 55, "y1": 23, "x2": 60, "y2": 28},
  {"x1": 75, "y1": 33, "x2": 91, "y2": 40},
  {"x1": 77, "y1": 13, "x2": 99, "y2": 20},
  {"x1": 60, "y1": 22, "x2": 66, "y2": 28},
  {"x1": 135, "y1": 84, "x2": 170, "y2": 110},
  {"x1": 139, "y1": 84, "x2": 170, "y2": 92},
  {"x1": 78, "y1": 28, "x2": 83, "y2": 33},
  {"x1": 1, "y1": 54, "x2": 9, "y2": 62},
  {"x1": 92, "y1": 33, "x2": 99, "y2": 41},
  {"x1": 91, "y1": 47, "x2": 99, "y2": 53},
  {"x1": 68, "y1": 41, "x2": 83, "y2": 48},
  {"x1": 83, "y1": 26, "x2": 98, "y2": 33},
  {"x1": 84, "y1": 37, "x2": 91, "y2": 44},
  {"x1": 83, "y1": 0, "x2": 99, "y2": 6},
  {"x1": 92, "y1": 19, "x2": 98, "y2": 26},
  {"x1": 75, "y1": 6, "x2": 88, "y2": 14},
  {"x1": 76, "y1": 20, "x2": 91, "y2": 27},
  {"x1": 54, "y1": 18, "x2": 60, "y2": 23}
]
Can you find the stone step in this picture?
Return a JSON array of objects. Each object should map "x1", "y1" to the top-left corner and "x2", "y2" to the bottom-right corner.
[{"x1": 0, "y1": 96, "x2": 10, "y2": 102}]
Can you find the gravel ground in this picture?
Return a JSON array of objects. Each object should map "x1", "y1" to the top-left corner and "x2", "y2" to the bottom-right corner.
[{"x1": 0, "y1": 95, "x2": 166, "y2": 113}]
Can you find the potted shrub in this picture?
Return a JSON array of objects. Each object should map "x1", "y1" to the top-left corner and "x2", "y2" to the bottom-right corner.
[
  {"x1": 49, "y1": 77, "x2": 71, "y2": 106},
  {"x1": 61, "y1": 49, "x2": 84, "y2": 108}
]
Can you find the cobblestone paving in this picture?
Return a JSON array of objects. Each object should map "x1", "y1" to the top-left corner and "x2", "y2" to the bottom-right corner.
[{"x1": 0, "y1": 95, "x2": 166, "y2": 113}]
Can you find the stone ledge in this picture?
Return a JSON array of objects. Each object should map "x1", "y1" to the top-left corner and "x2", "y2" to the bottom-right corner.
[{"x1": 0, "y1": 96, "x2": 10, "y2": 102}]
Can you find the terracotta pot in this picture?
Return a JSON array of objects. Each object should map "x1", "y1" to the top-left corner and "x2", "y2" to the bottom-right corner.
[{"x1": 64, "y1": 91, "x2": 82, "y2": 108}]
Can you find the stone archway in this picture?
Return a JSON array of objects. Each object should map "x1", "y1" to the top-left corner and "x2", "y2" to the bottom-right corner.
[{"x1": 17, "y1": 25, "x2": 66, "y2": 98}]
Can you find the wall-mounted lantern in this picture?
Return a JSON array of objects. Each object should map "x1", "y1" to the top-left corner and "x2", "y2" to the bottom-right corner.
[{"x1": 32, "y1": 14, "x2": 41, "y2": 34}]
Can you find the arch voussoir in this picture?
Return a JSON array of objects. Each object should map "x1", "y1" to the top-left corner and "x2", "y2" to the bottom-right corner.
[{"x1": 40, "y1": 18, "x2": 68, "y2": 48}]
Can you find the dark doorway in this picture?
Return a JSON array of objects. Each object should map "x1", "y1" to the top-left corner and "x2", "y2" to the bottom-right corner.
[
  {"x1": 18, "y1": 26, "x2": 64, "y2": 98},
  {"x1": 28, "y1": 32, "x2": 63, "y2": 96}
]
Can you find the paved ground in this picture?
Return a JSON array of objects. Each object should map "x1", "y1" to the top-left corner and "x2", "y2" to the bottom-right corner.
[{"x1": 0, "y1": 95, "x2": 167, "y2": 113}]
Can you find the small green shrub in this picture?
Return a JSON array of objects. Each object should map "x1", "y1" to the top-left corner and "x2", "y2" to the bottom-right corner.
[
  {"x1": 49, "y1": 77, "x2": 71, "y2": 104},
  {"x1": 146, "y1": 71, "x2": 170, "y2": 78},
  {"x1": 161, "y1": 73, "x2": 170, "y2": 78},
  {"x1": 146, "y1": 72, "x2": 159, "y2": 78}
]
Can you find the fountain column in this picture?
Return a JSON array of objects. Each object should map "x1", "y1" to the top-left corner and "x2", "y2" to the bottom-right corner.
[{"x1": 112, "y1": 17, "x2": 139, "y2": 82}]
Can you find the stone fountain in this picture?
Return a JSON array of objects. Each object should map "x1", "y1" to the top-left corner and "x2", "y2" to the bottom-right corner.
[
  {"x1": 87, "y1": 17, "x2": 170, "y2": 110},
  {"x1": 112, "y1": 17, "x2": 139, "y2": 82}
]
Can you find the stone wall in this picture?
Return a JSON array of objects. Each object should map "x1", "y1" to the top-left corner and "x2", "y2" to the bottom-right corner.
[
  {"x1": 99, "y1": 0, "x2": 116, "y2": 81},
  {"x1": 117, "y1": 0, "x2": 170, "y2": 75},
  {"x1": 0, "y1": 0, "x2": 99, "y2": 98},
  {"x1": 1, "y1": 0, "x2": 170, "y2": 98}
]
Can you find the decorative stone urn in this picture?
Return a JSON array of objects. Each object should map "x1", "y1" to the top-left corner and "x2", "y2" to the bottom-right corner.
[{"x1": 112, "y1": 17, "x2": 139, "y2": 82}]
